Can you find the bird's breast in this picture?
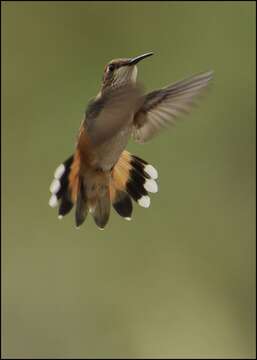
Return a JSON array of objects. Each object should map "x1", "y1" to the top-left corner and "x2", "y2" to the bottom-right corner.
[
  {"x1": 94, "y1": 124, "x2": 132, "y2": 171},
  {"x1": 77, "y1": 122, "x2": 133, "y2": 172}
]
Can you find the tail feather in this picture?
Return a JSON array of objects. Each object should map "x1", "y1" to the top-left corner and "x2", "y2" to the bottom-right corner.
[
  {"x1": 75, "y1": 179, "x2": 88, "y2": 227},
  {"x1": 110, "y1": 150, "x2": 158, "y2": 218},
  {"x1": 49, "y1": 155, "x2": 75, "y2": 217},
  {"x1": 126, "y1": 178, "x2": 148, "y2": 202},
  {"x1": 59, "y1": 192, "x2": 73, "y2": 218},
  {"x1": 112, "y1": 190, "x2": 133, "y2": 220},
  {"x1": 91, "y1": 191, "x2": 111, "y2": 229}
]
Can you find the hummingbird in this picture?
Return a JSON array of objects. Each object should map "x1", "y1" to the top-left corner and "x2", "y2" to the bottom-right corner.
[{"x1": 49, "y1": 52, "x2": 213, "y2": 229}]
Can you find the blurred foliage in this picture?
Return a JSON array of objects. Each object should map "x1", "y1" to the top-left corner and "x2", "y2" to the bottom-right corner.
[{"x1": 2, "y1": 1, "x2": 256, "y2": 358}]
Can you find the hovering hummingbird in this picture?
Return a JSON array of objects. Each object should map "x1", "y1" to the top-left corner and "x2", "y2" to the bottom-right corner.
[{"x1": 49, "y1": 52, "x2": 213, "y2": 229}]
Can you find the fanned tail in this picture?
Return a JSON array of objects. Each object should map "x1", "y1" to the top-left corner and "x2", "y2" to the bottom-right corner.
[{"x1": 49, "y1": 150, "x2": 158, "y2": 228}]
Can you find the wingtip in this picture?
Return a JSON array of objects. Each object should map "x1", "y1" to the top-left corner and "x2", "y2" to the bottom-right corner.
[
  {"x1": 206, "y1": 69, "x2": 214, "y2": 79},
  {"x1": 201, "y1": 70, "x2": 214, "y2": 81}
]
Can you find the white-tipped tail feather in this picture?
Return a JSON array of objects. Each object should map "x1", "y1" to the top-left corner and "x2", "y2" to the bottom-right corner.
[
  {"x1": 54, "y1": 164, "x2": 65, "y2": 180},
  {"x1": 144, "y1": 164, "x2": 158, "y2": 180},
  {"x1": 144, "y1": 178, "x2": 158, "y2": 193},
  {"x1": 49, "y1": 194, "x2": 58, "y2": 208},
  {"x1": 50, "y1": 179, "x2": 61, "y2": 194},
  {"x1": 138, "y1": 195, "x2": 151, "y2": 208}
]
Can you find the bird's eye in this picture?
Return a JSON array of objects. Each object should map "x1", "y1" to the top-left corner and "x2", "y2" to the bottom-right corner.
[{"x1": 108, "y1": 64, "x2": 115, "y2": 72}]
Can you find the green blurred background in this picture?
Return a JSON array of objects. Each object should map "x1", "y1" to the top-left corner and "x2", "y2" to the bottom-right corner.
[{"x1": 2, "y1": 1, "x2": 256, "y2": 358}]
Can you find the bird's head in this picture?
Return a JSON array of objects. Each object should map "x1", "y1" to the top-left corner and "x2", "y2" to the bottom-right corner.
[{"x1": 101, "y1": 52, "x2": 153, "y2": 92}]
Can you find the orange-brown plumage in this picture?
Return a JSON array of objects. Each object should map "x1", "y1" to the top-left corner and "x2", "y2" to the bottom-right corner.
[{"x1": 68, "y1": 150, "x2": 80, "y2": 203}]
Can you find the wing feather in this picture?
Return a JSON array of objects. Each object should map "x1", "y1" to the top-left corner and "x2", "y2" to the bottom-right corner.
[{"x1": 132, "y1": 71, "x2": 213, "y2": 143}]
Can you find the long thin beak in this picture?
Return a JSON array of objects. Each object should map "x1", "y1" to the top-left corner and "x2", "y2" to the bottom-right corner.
[{"x1": 128, "y1": 52, "x2": 154, "y2": 65}]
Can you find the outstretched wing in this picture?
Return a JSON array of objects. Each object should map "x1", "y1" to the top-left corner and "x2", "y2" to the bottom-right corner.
[
  {"x1": 132, "y1": 71, "x2": 213, "y2": 143},
  {"x1": 85, "y1": 83, "x2": 143, "y2": 146}
]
